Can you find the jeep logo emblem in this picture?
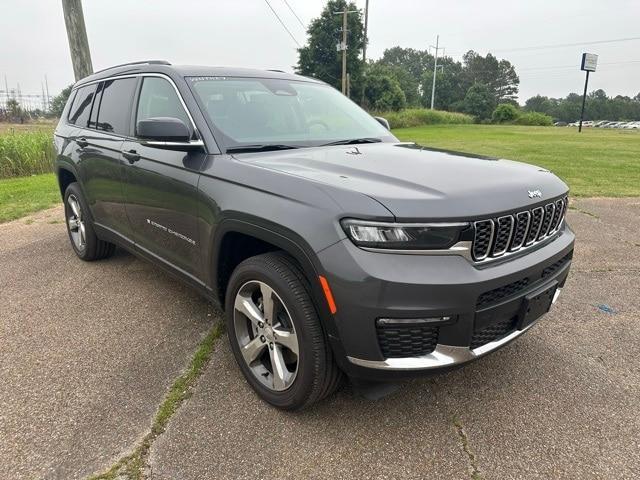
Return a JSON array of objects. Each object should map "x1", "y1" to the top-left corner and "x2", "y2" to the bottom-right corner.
[{"x1": 528, "y1": 189, "x2": 543, "y2": 198}]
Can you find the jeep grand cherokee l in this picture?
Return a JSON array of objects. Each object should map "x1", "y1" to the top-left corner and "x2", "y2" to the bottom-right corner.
[{"x1": 54, "y1": 61, "x2": 574, "y2": 409}]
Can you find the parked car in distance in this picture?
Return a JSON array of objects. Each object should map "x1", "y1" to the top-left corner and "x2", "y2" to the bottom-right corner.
[
  {"x1": 54, "y1": 61, "x2": 575, "y2": 409},
  {"x1": 554, "y1": 121, "x2": 567, "y2": 127}
]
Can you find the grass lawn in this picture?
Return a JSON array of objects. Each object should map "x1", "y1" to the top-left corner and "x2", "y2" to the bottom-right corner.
[
  {"x1": 393, "y1": 125, "x2": 640, "y2": 197},
  {"x1": 0, "y1": 173, "x2": 60, "y2": 223}
]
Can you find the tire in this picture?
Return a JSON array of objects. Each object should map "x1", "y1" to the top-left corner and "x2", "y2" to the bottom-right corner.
[
  {"x1": 225, "y1": 252, "x2": 342, "y2": 410},
  {"x1": 63, "y1": 182, "x2": 115, "y2": 261}
]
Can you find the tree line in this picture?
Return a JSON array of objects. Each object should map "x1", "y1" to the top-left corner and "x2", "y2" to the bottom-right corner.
[
  {"x1": 525, "y1": 90, "x2": 640, "y2": 122},
  {"x1": 297, "y1": 0, "x2": 639, "y2": 123}
]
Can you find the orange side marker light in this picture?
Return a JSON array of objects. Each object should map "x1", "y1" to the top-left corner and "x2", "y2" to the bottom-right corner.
[{"x1": 318, "y1": 275, "x2": 337, "y2": 314}]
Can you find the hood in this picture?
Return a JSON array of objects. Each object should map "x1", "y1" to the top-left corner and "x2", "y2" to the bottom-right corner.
[{"x1": 234, "y1": 142, "x2": 569, "y2": 220}]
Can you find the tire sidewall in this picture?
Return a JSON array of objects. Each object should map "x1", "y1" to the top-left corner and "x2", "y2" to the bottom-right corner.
[
  {"x1": 64, "y1": 183, "x2": 98, "y2": 260},
  {"x1": 225, "y1": 257, "x2": 323, "y2": 409}
]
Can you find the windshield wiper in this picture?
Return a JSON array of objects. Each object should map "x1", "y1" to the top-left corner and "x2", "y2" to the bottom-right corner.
[
  {"x1": 321, "y1": 137, "x2": 382, "y2": 146},
  {"x1": 226, "y1": 144, "x2": 300, "y2": 154}
]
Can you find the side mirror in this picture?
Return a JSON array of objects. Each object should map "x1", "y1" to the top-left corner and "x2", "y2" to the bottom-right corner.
[
  {"x1": 137, "y1": 117, "x2": 203, "y2": 150},
  {"x1": 374, "y1": 116, "x2": 391, "y2": 130}
]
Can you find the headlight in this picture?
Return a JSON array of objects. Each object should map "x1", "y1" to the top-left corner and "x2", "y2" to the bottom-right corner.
[{"x1": 341, "y1": 219, "x2": 469, "y2": 250}]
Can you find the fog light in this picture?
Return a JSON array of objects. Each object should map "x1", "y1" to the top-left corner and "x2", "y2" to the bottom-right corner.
[{"x1": 376, "y1": 316, "x2": 455, "y2": 327}]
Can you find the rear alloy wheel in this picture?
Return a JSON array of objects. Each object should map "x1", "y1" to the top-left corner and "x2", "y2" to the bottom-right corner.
[
  {"x1": 225, "y1": 252, "x2": 342, "y2": 409},
  {"x1": 67, "y1": 194, "x2": 87, "y2": 251},
  {"x1": 63, "y1": 182, "x2": 115, "y2": 261}
]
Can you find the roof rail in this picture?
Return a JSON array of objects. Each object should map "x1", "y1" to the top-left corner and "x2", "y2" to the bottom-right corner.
[
  {"x1": 267, "y1": 69, "x2": 286, "y2": 73},
  {"x1": 91, "y1": 60, "x2": 171, "y2": 76}
]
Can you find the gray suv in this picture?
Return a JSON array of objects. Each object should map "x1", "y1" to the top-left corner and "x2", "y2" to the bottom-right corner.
[{"x1": 54, "y1": 61, "x2": 574, "y2": 409}]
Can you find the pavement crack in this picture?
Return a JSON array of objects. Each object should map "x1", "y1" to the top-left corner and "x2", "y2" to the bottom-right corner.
[
  {"x1": 568, "y1": 205, "x2": 600, "y2": 219},
  {"x1": 453, "y1": 415, "x2": 483, "y2": 480},
  {"x1": 88, "y1": 318, "x2": 225, "y2": 480}
]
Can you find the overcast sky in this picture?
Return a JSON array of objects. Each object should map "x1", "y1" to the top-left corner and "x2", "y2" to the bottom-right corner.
[{"x1": 2, "y1": 0, "x2": 639, "y2": 103}]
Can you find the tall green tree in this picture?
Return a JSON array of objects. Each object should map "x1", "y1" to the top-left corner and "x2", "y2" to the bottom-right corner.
[
  {"x1": 362, "y1": 72, "x2": 406, "y2": 111},
  {"x1": 366, "y1": 62, "x2": 420, "y2": 106},
  {"x1": 461, "y1": 83, "x2": 496, "y2": 120},
  {"x1": 462, "y1": 51, "x2": 519, "y2": 102},
  {"x1": 296, "y1": 0, "x2": 364, "y2": 98},
  {"x1": 420, "y1": 57, "x2": 465, "y2": 110},
  {"x1": 50, "y1": 85, "x2": 73, "y2": 118}
]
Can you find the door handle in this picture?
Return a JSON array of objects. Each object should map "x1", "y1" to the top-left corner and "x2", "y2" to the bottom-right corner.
[
  {"x1": 122, "y1": 149, "x2": 140, "y2": 164},
  {"x1": 76, "y1": 137, "x2": 88, "y2": 148}
]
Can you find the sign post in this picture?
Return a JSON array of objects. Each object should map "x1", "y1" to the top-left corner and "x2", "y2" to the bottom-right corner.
[{"x1": 579, "y1": 53, "x2": 598, "y2": 133}]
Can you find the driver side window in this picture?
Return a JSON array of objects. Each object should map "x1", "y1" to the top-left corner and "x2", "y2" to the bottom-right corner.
[{"x1": 136, "y1": 77, "x2": 193, "y2": 137}]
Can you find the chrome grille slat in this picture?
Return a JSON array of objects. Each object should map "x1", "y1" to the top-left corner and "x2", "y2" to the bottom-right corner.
[
  {"x1": 525, "y1": 207, "x2": 544, "y2": 246},
  {"x1": 472, "y1": 220, "x2": 495, "y2": 261},
  {"x1": 538, "y1": 203, "x2": 555, "y2": 240},
  {"x1": 471, "y1": 196, "x2": 568, "y2": 263},
  {"x1": 491, "y1": 215, "x2": 514, "y2": 257},
  {"x1": 509, "y1": 211, "x2": 530, "y2": 251}
]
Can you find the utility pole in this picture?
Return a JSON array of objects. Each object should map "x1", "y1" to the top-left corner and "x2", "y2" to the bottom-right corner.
[
  {"x1": 44, "y1": 75, "x2": 51, "y2": 110},
  {"x1": 334, "y1": 7, "x2": 358, "y2": 96},
  {"x1": 430, "y1": 35, "x2": 445, "y2": 110},
  {"x1": 362, "y1": 0, "x2": 369, "y2": 64},
  {"x1": 61, "y1": 0, "x2": 93, "y2": 81}
]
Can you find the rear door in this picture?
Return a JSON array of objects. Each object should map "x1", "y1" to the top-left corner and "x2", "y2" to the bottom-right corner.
[
  {"x1": 75, "y1": 77, "x2": 138, "y2": 239},
  {"x1": 121, "y1": 75, "x2": 206, "y2": 281}
]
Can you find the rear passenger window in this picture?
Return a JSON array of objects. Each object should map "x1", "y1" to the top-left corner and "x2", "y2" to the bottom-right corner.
[
  {"x1": 88, "y1": 82, "x2": 104, "y2": 129},
  {"x1": 95, "y1": 78, "x2": 137, "y2": 135},
  {"x1": 136, "y1": 77, "x2": 192, "y2": 135},
  {"x1": 68, "y1": 85, "x2": 97, "y2": 127}
]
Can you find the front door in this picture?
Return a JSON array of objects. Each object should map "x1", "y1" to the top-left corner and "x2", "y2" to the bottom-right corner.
[{"x1": 122, "y1": 76, "x2": 206, "y2": 281}]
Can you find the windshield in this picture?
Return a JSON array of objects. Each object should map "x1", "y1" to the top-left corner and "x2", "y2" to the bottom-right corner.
[{"x1": 187, "y1": 76, "x2": 395, "y2": 151}]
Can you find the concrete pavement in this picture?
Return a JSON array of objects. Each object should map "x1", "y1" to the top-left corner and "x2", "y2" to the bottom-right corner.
[{"x1": 1, "y1": 198, "x2": 639, "y2": 479}]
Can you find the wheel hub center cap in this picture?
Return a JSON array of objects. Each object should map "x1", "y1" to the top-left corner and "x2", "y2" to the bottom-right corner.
[{"x1": 263, "y1": 325, "x2": 274, "y2": 342}]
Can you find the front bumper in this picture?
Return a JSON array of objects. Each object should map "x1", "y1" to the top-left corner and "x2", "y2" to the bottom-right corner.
[{"x1": 317, "y1": 224, "x2": 574, "y2": 380}]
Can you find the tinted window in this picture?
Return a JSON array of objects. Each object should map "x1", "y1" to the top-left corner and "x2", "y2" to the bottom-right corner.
[
  {"x1": 136, "y1": 77, "x2": 191, "y2": 135},
  {"x1": 68, "y1": 85, "x2": 97, "y2": 127},
  {"x1": 88, "y1": 82, "x2": 104, "y2": 129},
  {"x1": 95, "y1": 78, "x2": 137, "y2": 135}
]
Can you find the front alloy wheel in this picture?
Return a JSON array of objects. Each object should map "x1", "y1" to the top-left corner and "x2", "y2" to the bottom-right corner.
[
  {"x1": 234, "y1": 280, "x2": 299, "y2": 391},
  {"x1": 225, "y1": 252, "x2": 343, "y2": 409}
]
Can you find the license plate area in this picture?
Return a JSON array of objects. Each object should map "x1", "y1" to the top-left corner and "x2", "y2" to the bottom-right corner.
[{"x1": 518, "y1": 281, "x2": 558, "y2": 329}]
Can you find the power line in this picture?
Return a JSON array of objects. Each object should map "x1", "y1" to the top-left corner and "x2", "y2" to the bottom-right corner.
[
  {"x1": 491, "y1": 36, "x2": 640, "y2": 53},
  {"x1": 262, "y1": 0, "x2": 300, "y2": 47},
  {"x1": 281, "y1": 0, "x2": 306, "y2": 30}
]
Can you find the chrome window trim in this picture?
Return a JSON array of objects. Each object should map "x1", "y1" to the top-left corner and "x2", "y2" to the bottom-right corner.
[
  {"x1": 141, "y1": 139, "x2": 205, "y2": 148},
  {"x1": 72, "y1": 72, "x2": 200, "y2": 141}
]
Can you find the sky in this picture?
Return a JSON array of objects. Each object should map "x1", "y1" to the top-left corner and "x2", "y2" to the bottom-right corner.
[{"x1": 1, "y1": 0, "x2": 639, "y2": 104}]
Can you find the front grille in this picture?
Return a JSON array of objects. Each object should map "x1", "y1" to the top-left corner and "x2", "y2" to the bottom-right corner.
[
  {"x1": 471, "y1": 196, "x2": 568, "y2": 262},
  {"x1": 542, "y1": 251, "x2": 573, "y2": 278},
  {"x1": 470, "y1": 316, "x2": 518, "y2": 349},
  {"x1": 476, "y1": 278, "x2": 530, "y2": 308},
  {"x1": 377, "y1": 324, "x2": 438, "y2": 358}
]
